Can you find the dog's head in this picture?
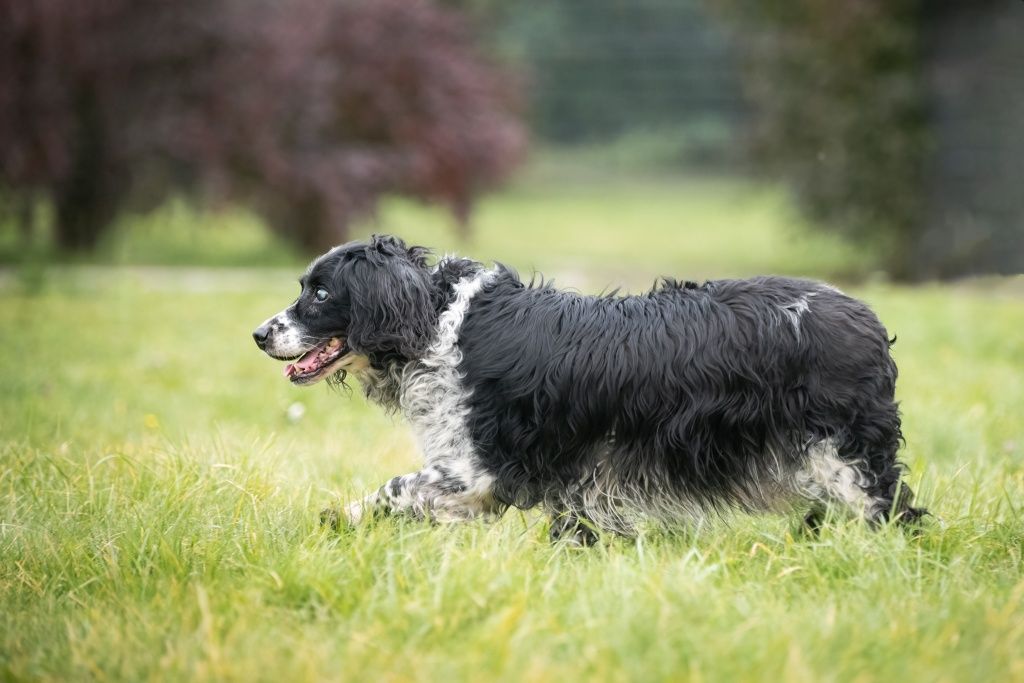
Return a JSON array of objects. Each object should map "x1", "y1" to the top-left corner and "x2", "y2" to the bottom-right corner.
[{"x1": 252, "y1": 234, "x2": 436, "y2": 385}]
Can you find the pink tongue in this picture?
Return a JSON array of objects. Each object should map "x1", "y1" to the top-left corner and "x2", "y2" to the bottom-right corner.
[{"x1": 283, "y1": 347, "x2": 323, "y2": 377}]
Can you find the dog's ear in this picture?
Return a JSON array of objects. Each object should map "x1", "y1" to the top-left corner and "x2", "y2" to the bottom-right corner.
[
  {"x1": 345, "y1": 238, "x2": 437, "y2": 359},
  {"x1": 367, "y1": 234, "x2": 431, "y2": 267}
]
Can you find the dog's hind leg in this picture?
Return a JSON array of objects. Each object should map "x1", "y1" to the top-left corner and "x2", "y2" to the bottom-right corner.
[
  {"x1": 794, "y1": 439, "x2": 890, "y2": 525},
  {"x1": 323, "y1": 464, "x2": 503, "y2": 528},
  {"x1": 839, "y1": 404, "x2": 928, "y2": 526},
  {"x1": 795, "y1": 436, "x2": 927, "y2": 528}
]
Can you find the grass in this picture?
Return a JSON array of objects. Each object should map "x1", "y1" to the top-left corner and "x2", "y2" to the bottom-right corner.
[
  {"x1": 2, "y1": 169, "x2": 1024, "y2": 681},
  {"x1": 2, "y1": 158, "x2": 874, "y2": 284}
]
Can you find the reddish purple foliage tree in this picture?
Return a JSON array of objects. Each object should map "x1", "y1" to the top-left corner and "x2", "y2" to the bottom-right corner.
[{"x1": 0, "y1": 0, "x2": 525, "y2": 253}]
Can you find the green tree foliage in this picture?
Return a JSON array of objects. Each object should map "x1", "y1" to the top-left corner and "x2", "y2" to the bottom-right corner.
[{"x1": 712, "y1": 0, "x2": 928, "y2": 278}]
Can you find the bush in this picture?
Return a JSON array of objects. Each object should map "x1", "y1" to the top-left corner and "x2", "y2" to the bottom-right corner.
[
  {"x1": 711, "y1": 0, "x2": 927, "y2": 279},
  {"x1": 0, "y1": 0, "x2": 525, "y2": 254}
]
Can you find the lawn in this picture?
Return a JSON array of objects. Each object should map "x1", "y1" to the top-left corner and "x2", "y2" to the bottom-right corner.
[
  {"x1": 2, "y1": 171, "x2": 1024, "y2": 681},
  {"x1": 4, "y1": 160, "x2": 874, "y2": 284}
]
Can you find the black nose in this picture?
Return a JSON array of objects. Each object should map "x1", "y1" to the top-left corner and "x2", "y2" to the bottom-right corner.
[{"x1": 252, "y1": 325, "x2": 270, "y2": 349}]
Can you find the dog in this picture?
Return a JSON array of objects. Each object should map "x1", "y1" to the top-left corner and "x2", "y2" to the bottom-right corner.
[{"x1": 253, "y1": 234, "x2": 926, "y2": 543}]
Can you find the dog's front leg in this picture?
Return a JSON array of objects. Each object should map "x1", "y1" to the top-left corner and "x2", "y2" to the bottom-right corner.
[{"x1": 322, "y1": 465, "x2": 500, "y2": 529}]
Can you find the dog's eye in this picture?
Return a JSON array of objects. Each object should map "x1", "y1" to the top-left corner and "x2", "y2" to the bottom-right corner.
[{"x1": 313, "y1": 287, "x2": 329, "y2": 302}]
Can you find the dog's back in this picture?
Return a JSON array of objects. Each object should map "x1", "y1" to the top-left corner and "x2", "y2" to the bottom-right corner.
[{"x1": 456, "y1": 270, "x2": 918, "y2": 532}]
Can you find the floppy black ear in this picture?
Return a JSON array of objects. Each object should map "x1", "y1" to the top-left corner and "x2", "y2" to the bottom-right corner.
[{"x1": 345, "y1": 236, "x2": 438, "y2": 360}]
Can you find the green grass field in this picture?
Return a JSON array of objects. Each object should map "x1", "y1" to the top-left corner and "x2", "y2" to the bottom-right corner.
[
  {"x1": 2, "y1": 172, "x2": 1024, "y2": 681},
  {"x1": 3, "y1": 160, "x2": 874, "y2": 283}
]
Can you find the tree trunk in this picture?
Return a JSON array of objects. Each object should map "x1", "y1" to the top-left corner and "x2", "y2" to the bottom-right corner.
[
  {"x1": 450, "y1": 194, "x2": 473, "y2": 242},
  {"x1": 16, "y1": 195, "x2": 34, "y2": 245},
  {"x1": 288, "y1": 198, "x2": 352, "y2": 254},
  {"x1": 54, "y1": 196, "x2": 108, "y2": 251},
  {"x1": 53, "y1": 86, "x2": 113, "y2": 252}
]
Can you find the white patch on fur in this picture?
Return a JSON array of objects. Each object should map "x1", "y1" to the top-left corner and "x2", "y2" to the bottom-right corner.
[
  {"x1": 778, "y1": 294, "x2": 815, "y2": 338},
  {"x1": 343, "y1": 269, "x2": 500, "y2": 525},
  {"x1": 398, "y1": 270, "x2": 498, "y2": 512},
  {"x1": 346, "y1": 461, "x2": 499, "y2": 525},
  {"x1": 258, "y1": 310, "x2": 310, "y2": 358},
  {"x1": 794, "y1": 439, "x2": 882, "y2": 520}
]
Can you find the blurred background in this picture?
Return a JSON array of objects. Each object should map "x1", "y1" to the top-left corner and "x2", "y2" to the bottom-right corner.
[{"x1": 2, "y1": 0, "x2": 1021, "y2": 284}]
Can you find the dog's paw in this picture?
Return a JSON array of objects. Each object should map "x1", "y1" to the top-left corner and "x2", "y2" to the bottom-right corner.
[
  {"x1": 319, "y1": 506, "x2": 343, "y2": 530},
  {"x1": 320, "y1": 502, "x2": 368, "y2": 531},
  {"x1": 344, "y1": 501, "x2": 367, "y2": 526}
]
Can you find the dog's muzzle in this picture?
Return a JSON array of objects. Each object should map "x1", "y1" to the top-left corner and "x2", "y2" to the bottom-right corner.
[{"x1": 253, "y1": 317, "x2": 357, "y2": 385}]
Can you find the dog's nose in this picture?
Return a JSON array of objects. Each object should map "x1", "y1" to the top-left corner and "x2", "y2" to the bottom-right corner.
[{"x1": 252, "y1": 324, "x2": 270, "y2": 349}]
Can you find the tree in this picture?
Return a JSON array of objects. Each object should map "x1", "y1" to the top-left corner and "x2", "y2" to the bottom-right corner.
[
  {"x1": 709, "y1": 0, "x2": 927, "y2": 279},
  {"x1": 0, "y1": 0, "x2": 525, "y2": 253}
]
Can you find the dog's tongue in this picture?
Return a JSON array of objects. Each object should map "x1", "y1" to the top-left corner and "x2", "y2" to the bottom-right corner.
[
  {"x1": 283, "y1": 338, "x2": 342, "y2": 378},
  {"x1": 283, "y1": 349, "x2": 321, "y2": 378}
]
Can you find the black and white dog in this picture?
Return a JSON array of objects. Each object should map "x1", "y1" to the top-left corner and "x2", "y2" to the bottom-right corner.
[{"x1": 253, "y1": 234, "x2": 925, "y2": 542}]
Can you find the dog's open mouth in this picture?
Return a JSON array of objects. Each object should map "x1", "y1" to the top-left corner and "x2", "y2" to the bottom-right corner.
[{"x1": 283, "y1": 337, "x2": 351, "y2": 385}]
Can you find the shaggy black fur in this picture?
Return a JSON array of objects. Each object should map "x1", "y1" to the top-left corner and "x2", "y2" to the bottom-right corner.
[
  {"x1": 255, "y1": 235, "x2": 927, "y2": 537},
  {"x1": 459, "y1": 272, "x2": 908, "y2": 514}
]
